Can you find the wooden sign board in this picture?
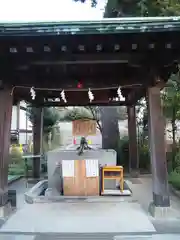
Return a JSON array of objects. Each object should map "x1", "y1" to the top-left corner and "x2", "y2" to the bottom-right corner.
[
  {"x1": 63, "y1": 160, "x2": 99, "y2": 196},
  {"x1": 72, "y1": 120, "x2": 96, "y2": 136}
]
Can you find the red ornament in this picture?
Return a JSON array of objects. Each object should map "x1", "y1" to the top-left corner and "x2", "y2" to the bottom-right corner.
[
  {"x1": 77, "y1": 82, "x2": 83, "y2": 89},
  {"x1": 73, "y1": 138, "x2": 76, "y2": 145}
]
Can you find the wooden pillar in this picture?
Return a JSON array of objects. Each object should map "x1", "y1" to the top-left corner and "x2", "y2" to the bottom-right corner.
[
  {"x1": 33, "y1": 107, "x2": 43, "y2": 178},
  {"x1": 147, "y1": 87, "x2": 170, "y2": 207},
  {"x1": 40, "y1": 108, "x2": 44, "y2": 154},
  {"x1": 127, "y1": 105, "x2": 139, "y2": 176},
  {"x1": 16, "y1": 102, "x2": 20, "y2": 143},
  {"x1": 0, "y1": 89, "x2": 13, "y2": 206},
  {"x1": 16, "y1": 102, "x2": 20, "y2": 130}
]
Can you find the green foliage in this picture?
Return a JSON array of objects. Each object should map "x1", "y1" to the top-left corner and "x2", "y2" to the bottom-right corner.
[
  {"x1": 73, "y1": 0, "x2": 180, "y2": 174},
  {"x1": 136, "y1": 74, "x2": 180, "y2": 171},
  {"x1": 27, "y1": 106, "x2": 60, "y2": 133},
  {"x1": 162, "y1": 74, "x2": 180, "y2": 121},
  {"x1": 104, "y1": 0, "x2": 180, "y2": 17},
  {"x1": 118, "y1": 136, "x2": 150, "y2": 171},
  {"x1": 74, "y1": 0, "x2": 180, "y2": 16},
  {"x1": 162, "y1": 74, "x2": 180, "y2": 170},
  {"x1": 169, "y1": 170, "x2": 180, "y2": 190},
  {"x1": 166, "y1": 151, "x2": 174, "y2": 173},
  {"x1": 118, "y1": 136, "x2": 129, "y2": 168},
  {"x1": 61, "y1": 106, "x2": 127, "y2": 122},
  {"x1": 139, "y1": 143, "x2": 150, "y2": 170},
  {"x1": 60, "y1": 106, "x2": 127, "y2": 137},
  {"x1": 9, "y1": 146, "x2": 23, "y2": 164},
  {"x1": 168, "y1": 147, "x2": 180, "y2": 190},
  {"x1": 62, "y1": 107, "x2": 95, "y2": 121},
  {"x1": 8, "y1": 162, "x2": 25, "y2": 176},
  {"x1": 8, "y1": 167, "x2": 24, "y2": 176},
  {"x1": 43, "y1": 108, "x2": 60, "y2": 133},
  {"x1": 74, "y1": 0, "x2": 97, "y2": 7},
  {"x1": 173, "y1": 150, "x2": 180, "y2": 172},
  {"x1": 168, "y1": 150, "x2": 180, "y2": 189}
]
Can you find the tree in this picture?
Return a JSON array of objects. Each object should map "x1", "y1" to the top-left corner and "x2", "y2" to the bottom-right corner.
[
  {"x1": 163, "y1": 76, "x2": 180, "y2": 142},
  {"x1": 27, "y1": 106, "x2": 60, "y2": 133},
  {"x1": 162, "y1": 73, "x2": 180, "y2": 168},
  {"x1": 60, "y1": 106, "x2": 127, "y2": 164},
  {"x1": 74, "y1": 0, "x2": 97, "y2": 7},
  {"x1": 60, "y1": 106, "x2": 127, "y2": 135},
  {"x1": 73, "y1": 0, "x2": 180, "y2": 167},
  {"x1": 60, "y1": 106, "x2": 102, "y2": 132},
  {"x1": 136, "y1": 99, "x2": 148, "y2": 144},
  {"x1": 27, "y1": 106, "x2": 60, "y2": 148},
  {"x1": 74, "y1": 0, "x2": 180, "y2": 17}
]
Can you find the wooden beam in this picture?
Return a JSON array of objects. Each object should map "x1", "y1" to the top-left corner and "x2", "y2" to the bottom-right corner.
[
  {"x1": 34, "y1": 100, "x2": 130, "y2": 107},
  {"x1": 30, "y1": 53, "x2": 144, "y2": 65},
  {"x1": 4, "y1": 51, "x2": 179, "y2": 69},
  {"x1": 9, "y1": 74, "x2": 146, "y2": 90},
  {"x1": 128, "y1": 87, "x2": 146, "y2": 104}
]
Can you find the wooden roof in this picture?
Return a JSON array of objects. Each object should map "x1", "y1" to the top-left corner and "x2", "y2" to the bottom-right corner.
[
  {"x1": 0, "y1": 17, "x2": 179, "y2": 106},
  {"x1": 1, "y1": 17, "x2": 180, "y2": 35}
]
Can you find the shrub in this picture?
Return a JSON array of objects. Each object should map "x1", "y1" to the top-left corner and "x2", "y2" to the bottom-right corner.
[
  {"x1": 118, "y1": 137, "x2": 151, "y2": 171},
  {"x1": 9, "y1": 146, "x2": 23, "y2": 164},
  {"x1": 8, "y1": 168, "x2": 24, "y2": 176},
  {"x1": 169, "y1": 170, "x2": 180, "y2": 190},
  {"x1": 118, "y1": 136, "x2": 129, "y2": 168},
  {"x1": 166, "y1": 151, "x2": 173, "y2": 173},
  {"x1": 175, "y1": 151, "x2": 180, "y2": 168},
  {"x1": 139, "y1": 144, "x2": 150, "y2": 171},
  {"x1": 8, "y1": 161, "x2": 25, "y2": 176}
]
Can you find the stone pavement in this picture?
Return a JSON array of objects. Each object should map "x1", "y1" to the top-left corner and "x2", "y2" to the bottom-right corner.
[
  {"x1": 34, "y1": 233, "x2": 180, "y2": 240},
  {"x1": 0, "y1": 201, "x2": 156, "y2": 233},
  {"x1": 8, "y1": 178, "x2": 31, "y2": 209},
  {"x1": 1, "y1": 176, "x2": 180, "y2": 237},
  {"x1": 130, "y1": 176, "x2": 180, "y2": 215},
  {"x1": 0, "y1": 235, "x2": 35, "y2": 240},
  {"x1": 1, "y1": 233, "x2": 180, "y2": 240}
]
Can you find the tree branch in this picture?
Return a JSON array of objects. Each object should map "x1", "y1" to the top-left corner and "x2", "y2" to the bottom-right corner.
[{"x1": 87, "y1": 106, "x2": 102, "y2": 134}]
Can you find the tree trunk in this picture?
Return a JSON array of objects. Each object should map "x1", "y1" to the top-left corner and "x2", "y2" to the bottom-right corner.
[
  {"x1": 33, "y1": 119, "x2": 41, "y2": 178},
  {"x1": 100, "y1": 107, "x2": 120, "y2": 164},
  {"x1": 171, "y1": 108, "x2": 176, "y2": 170}
]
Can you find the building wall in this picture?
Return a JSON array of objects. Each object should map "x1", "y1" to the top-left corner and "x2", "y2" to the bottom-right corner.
[
  {"x1": 11, "y1": 106, "x2": 18, "y2": 130},
  {"x1": 11, "y1": 101, "x2": 32, "y2": 144}
]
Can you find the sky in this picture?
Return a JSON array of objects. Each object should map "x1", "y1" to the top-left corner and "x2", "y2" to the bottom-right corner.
[{"x1": 0, "y1": 0, "x2": 106, "y2": 22}]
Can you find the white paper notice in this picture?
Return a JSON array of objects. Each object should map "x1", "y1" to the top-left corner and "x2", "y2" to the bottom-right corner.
[
  {"x1": 85, "y1": 159, "x2": 99, "y2": 177},
  {"x1": 62, "y1": 160, "x2": 75, "y2": 177}
]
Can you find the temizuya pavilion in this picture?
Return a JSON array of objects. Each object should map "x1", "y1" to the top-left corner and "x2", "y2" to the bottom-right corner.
[{"x1": 0, "y1": 17, "x2": 179, "y2": 216}]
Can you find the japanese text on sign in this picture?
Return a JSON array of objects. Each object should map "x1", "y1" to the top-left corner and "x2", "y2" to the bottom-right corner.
[{"x1": 72, "y1": 120, "x2": 96, "y2": 136}]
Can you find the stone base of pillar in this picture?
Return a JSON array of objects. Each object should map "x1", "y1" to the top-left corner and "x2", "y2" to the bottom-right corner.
[
  {"x1": 153, "y1": 192, "x2": 170, "y2": 207},
  {"x1": 0, "y1": 202, "x2": 12, "y2": 220},
  {"x1": 130, "y1": 169, "x2": 139, "y2": 178},
  {"x1": 0, "y1": 190, "x2": 8, "y2": 206},
  {"x1": 148, "y1": 202, "x2": 177, "y2": 219}
]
